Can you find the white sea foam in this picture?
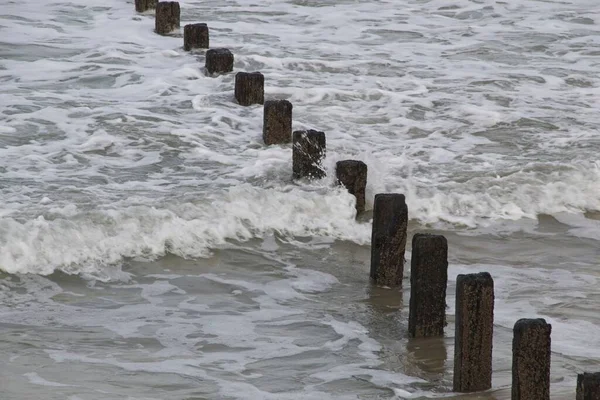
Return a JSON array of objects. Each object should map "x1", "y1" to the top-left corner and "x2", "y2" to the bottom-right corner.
[
  {"x1": 24, "y1": 372, "x2": 72, "y2": 387},
  {"x1": 0, "y1": 185, "x2": 370, "y2": 276}
]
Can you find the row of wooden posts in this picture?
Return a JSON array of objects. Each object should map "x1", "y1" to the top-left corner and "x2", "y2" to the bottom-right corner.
[{"x1": 137, "y1": 1, "x2": 599, "y2": 398}]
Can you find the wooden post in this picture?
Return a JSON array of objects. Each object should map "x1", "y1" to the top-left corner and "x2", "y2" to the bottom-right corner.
[
  {"x1": 263, "y1": 100, "x2": 292, "y2": 145},
  {"x1": 184, "y1": 23, "x2": 209, "y2": 51},
  {"x1": 577, "y1": 373, "x2": 600, "y2": 400},
  {"x1": 292, "y1": 130, "x2": 326, "y2": 180},
  {"x1": 336, "y1": 160, "x2": 367, "y2": 214},
  {"x1": 408, "y1": 233, "x2": 448, "y2": 338},
  {"x1": 512, "y1": 318, "x2": 551, "y2": 400},
  {"x1": 205, "y1": 48, "x2": 234, "y2": 75},
  {"x1": 135, "y1": 0, "x2": 156, "y2": 13},
  {"x1": 155, "y1": 2, "x2": 180, "y2": 35},
  {"x1": 370, "y1": 193, "x2": 407, "y2": 287},
  {"x1": 235, "y1": 72, "x2": 264, "y2": 106},
  {"x1": 453, "y1": 272, "x2": 494, "y2": 392}
]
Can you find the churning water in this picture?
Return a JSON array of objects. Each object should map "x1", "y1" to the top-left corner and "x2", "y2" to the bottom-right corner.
[{"x1": 0, "y1": 0, "x2": 599, "y2": 398}]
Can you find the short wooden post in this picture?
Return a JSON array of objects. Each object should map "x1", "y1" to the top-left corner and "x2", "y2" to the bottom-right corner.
[
  {"x1": 263, "y1": 100, "x2": 292, "y2": 145},
  {"x1": 135, "y1": 0, "x2": 156, "y2": 13},
  {"x1": 205, "y1": 48, "x2": 234, "y2": 75},
  {"x1": 336, "y1": 160, "x2": 367, "y2": 214},
  {"x1": 453, "y1": 272, "x2": 494, "y2": 392},
  {"x1": 512, "y1": 318, "x2": 551, "y2": 400},
  {"x1": 235, "y1": 72, "x2": 264, "y2": 106},
  {"x1": 292, "y1": 130, "x2": 326, "y2": 180},
  {"x1": 577, "y1": 373, "x2": 600, "y2": 400},
  {"x1": 408, "y1": 234, "x2": 448, "y2": 338},
  {"x1": 370, "y1": 193, "x2": 407, "y2": 287},
  {"x1": 184, "y1": 23, "x2": 209, "y2": 51},
  {"x1": 155, "y1": 2, "x2": 180, "y2": 35}
]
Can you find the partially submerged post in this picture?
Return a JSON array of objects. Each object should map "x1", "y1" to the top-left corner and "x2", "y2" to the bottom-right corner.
[
  {"x1": 453, "y1": 272, "x2": 494, "y2": 392},
  {"x1": 370, "y1": 193, "x2": 407, "y2": 287},
  {"x1": 336, "y1": 160, "x2": 367, "y2": 214},
  {"x1": 135, "y1": 0, "x2": 156, "y2": 13},
  {"x1": 512, "y1": 318, "x2": 551, "y2": 400},
  {"x1": 155, "y1": 2, "x2": 180, "y2": 35},
  {"x1": 577, "y1": 373, "x2": 600, "y2": 400},
  {"x1": 408, "y1": 234, "x2": 448, "y2": 338},
  {"x1": 263, "y1": 100, "x2": 293, "y2": 145},
  {"x1": 184, "y1": 23, "x2": 209, "y2": 51},
  {"x1": 235, "y1": 72, "x2": 265, "y2": 106},
  {"x1": 292, "y1": 130, "x2": 326, "y2": 180},
  {"x1": 205, "y1": 48, "x2": 234, "y2": 75}
]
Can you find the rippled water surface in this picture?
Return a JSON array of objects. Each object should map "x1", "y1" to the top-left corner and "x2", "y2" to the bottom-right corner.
[{"x1": 0, "y1": 0, "x2": 599, "y2": 398}]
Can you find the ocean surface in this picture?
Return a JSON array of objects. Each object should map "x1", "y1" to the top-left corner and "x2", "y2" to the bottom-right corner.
[{"x1": 1, "y1": 0, "x2": 599, "y2": 398}]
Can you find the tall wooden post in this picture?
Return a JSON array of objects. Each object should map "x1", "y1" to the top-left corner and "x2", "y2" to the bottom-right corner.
[
  {"x1": 453, "y1": 272, "x2": 494, "y2": 392},
  {"x1": 370, "y1": 193, "x2": 407, "y2": 287},
  {"x1": 408, "y1": 234, "x2": 448, "y2": 338}
]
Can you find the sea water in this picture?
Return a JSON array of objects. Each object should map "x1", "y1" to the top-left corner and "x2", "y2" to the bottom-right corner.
[{"x1": 0, "y1": 0, "x2": 599, "y2": 398}]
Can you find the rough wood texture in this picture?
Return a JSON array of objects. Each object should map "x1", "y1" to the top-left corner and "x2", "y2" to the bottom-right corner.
[
  {"x1": 235, "y1": 72, "x2": 264, "y2": 106},
  {"x1": 369, "y1": 193, "x2": 407, "y2": 287},
  {"x1": 205, "y1": 48, "x2": 234, "y2": 75},
  {"x1": 336, "y1": 160, "x2": 367, "y2": 214},
  {"x1": 577, "y1": 373, "x2": 600, "y2": 400},
  {"x1": 408, "y1": 234, "x2": 448, "y2": 338},
  {"x1": 184, "y1": 23, "x2": 209, "y2": 51},
  {"x1": 512, "y1": 318, "x2": 552, "y2": 400},
  {"x1": 453, "y1": 272, "x2": 494, "y2": 392},
  {"x1": 292, "y1": 130, "x2": 326, "y2": 180},
  {"x1": 263, "y1": 100, "x2": 293, "y2": 145},
  {"x1": 135, "y1": 0, "x2": 156, "y2": 13},
  {"x1": 155, "y1": 2, "x2": 180, "y2": 35}
]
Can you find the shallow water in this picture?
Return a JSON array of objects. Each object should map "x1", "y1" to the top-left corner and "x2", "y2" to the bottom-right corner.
[
  {"x1": 0, "y1": 226, "x2": 598, "y2": 399},
  {"x1": 0, "y1": 0, "x2": 599, "y2": 398}
]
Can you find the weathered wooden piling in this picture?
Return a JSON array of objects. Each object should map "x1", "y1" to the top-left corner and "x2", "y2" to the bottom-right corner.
[
  {"x1": 135, "y1": 0, "x2": 156, "y2": 13},
  {"x1": 292, "y1": 130, "x2": 326, "y2": 180},
  {"x1": 155, "y1": 2, "x2": 180, "y2": 35},
  {"x1": 336, "y1": 160, "x2": 367, "y2": 214},
  {"x1": 512, "y1": 318, "x2": 552, "y2": 400},
  {"x1": 235, "y1": 72, "x2": 265, "y2": 106},
  {"x1": 263, "y1": 100, "x2": 293, "y2": 145},
  {"x1": 184, "y1": 23, "x2": 209, "y2": 51},
  {"x1": 408, "y1": 234, "x2": 448, "y2": 338},
  {"x1": 453, "y1": 272, "x2": 494, "y2": 392},
  {"x1": 205, "y1": 48, "x2": 234, "y2": 75},
  {"x1": 370, "y1": 193, "x2": 407, "y2": 287},
  {"x1": 577, "y1": 373, "x2": 600, "y2": 400}
]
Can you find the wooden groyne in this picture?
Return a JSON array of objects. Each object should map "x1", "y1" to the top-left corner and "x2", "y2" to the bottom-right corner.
[
  {"x1": 263, "y1": 100, "x2": 292, "y2": 145},
  {"x1": 155, "y1": 1, "x2": 180, "y2": 35},
  {"x1": 184, "y1": 23, "x2": 209, "y2": 51},
  {"x1": 129, "y1": 3, "x2": 600, "y2": 398},
  {"x1": 370, "y1": 194, "x2": 407, "y2": 287},
  {"x1": 453, "y1": 272, "x2": 494, "y2": 392},
  {"x1": 336, "y1": 160, "x2": 367, "y2": 214},
  {"x1": 292, "y1": 130, "x2": 326, "y2": 180},
  {"x1": 235, "y1": 72, "x2": 265, "y2": 106}
]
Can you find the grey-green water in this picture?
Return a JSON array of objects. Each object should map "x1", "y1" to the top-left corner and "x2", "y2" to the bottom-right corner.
[{"x1": 0, "y1": 0, "x2": 599, "y2": 398}]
